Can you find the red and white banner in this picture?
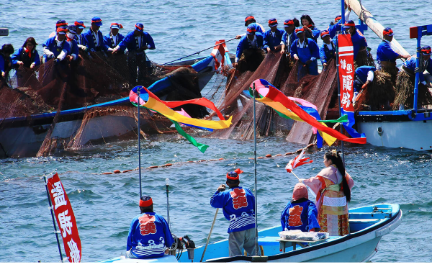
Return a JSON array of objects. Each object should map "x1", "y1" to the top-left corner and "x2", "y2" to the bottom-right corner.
[
  {"x1": 210, "y1": 40, "x2": 229, "y2": 70},
  {"x1": 338, "y1": 34, "x2": 355, "y2": 112},
  {"x1": 285, "y1": 149, "x2": 313, "y2": 173},
  {"x1": 46, "y1": 173, "x2": 81, "y2": 263}
]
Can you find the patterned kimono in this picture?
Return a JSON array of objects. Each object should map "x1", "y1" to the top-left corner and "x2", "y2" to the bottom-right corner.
[{"x1": 302, "y1": 165, "x2": 354, "y2": 236}]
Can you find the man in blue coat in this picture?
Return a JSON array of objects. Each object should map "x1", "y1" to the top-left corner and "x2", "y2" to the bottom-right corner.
[
  {"x1": 74, "y1": 21, "x2": 87, "y2": 51},
  {"x1": 126, "y1": 195, "x2": 174, "y2": 259},
  {"x1": 235, "y1": 24, "x2": 264, "y2": 63},
  {"x1": 282, "y1": 19, "x2": 298, "y2": 55},
  {"x1": 42, "y1": 27, "x2": 71, "y2": 63},
  {"x1": 113, "y1": 23, "x2": 155, "y2": 85},
  {"x1": 319, "y1": 30, "x2": 336, "y2": 68},
  {"x1": 354, "y1": 65, "x2": 376, "y2": 93},
  {"x1": 290, "y1": 28, "x2": 319, "y2": 77},
  {"x1": 82, "y1": 17, "x2": 108, "y2": 52},
  {"x1": 263, "y1": 18, "x2": 285, "y2": 53},
  {"x1": 235, "y1": 16, "x2": 265, "y2": 39},
  {"x1": 281, "y1": 183, "x2": 320, "y2": 232},
  {"x1": 210, "y1": 168, "x2": 256, "y2": 256},
  {"x1": 66, "y1": 25, "x2": 79, "y2": 61},
  {"x1": 345, "y1": 20, "x2": 368, "y2": 64},
  {"x1": 104, "y1": 23, "x2": 125, "y2": 51}
]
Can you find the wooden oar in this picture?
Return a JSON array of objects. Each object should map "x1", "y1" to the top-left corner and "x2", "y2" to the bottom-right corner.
[{"x1": 200, "y1": 208, "x2": 219, "y2": 262}]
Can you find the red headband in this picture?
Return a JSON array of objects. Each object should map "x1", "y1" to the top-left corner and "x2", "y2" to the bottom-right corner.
[
  {"x1": 421, "y1": 48, "x2": 431, "y2": 54},
  {"x1": 245, "y1": 16, "x2": 255, "y2": 22},
  {"x1": 57, "y1": 27, "x2": 68, "y2": 33},
  {"x1": 92, "y1": 19, "x2": 102, "y2": 23},
  {"x1": 74, "y1": 21, "x2": 85, "y2": 27},
  {"x1": 335, "y1": 16, "x2": 341, "y2": 22},
  {"x1": 295, "y1": 28, "x2": 304, "y2": 33},
  {"x1": 268, "y1": 19, "x2": 278, "y2": 25},
  {"x1": 284, "y1": 20, "x2": 294, "y2": 25},
  {"x1": 345, "y1": 22, "x2": 356, "y2": 27},
  {"x1": 383, "y1": 29, "x2": 393, "y2": 36},
  {"x1": 135, "y1": 25, "x2": 143, "y2": 30},
  {"x1": 226, "y1": 168, "x2": 244, "y2": 180},
  {"x1": 247, "y1": 27, "x2": 256, "y2": 33},
  {"x1": 111, "y1": 23, "x2": 123, "y2": 29},
  {"x1": 321, "y1": 31, "x2": 330, "y2": 38},
  {"x1": 139, "y1": 198, "x2": 153, "y2": 207},
  {"x1": 56, "y1": 22, "x2": 68, "y2": 27}
]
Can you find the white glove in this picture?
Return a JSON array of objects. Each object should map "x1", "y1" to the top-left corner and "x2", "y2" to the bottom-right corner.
[
  {"x1": 107, "y1": 48, "x2": 114, "y2": 52},
  {"x1": 78, "y1": 45, "x2": 87, "y2": 51},
  {"x1": 294, "y1": 54, "x2": 299, "y2": 60}
]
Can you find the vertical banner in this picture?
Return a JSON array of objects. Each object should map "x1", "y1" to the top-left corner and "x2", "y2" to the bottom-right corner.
[
  {"x1": 210, "y1": 40, "x2": 229, "y2": 70},
  {"x1": 337, "y1": 34, "x2": 355, "y2": 112},
  {"x1": 46, "y1": 173, "x2": 82, "y2": 263}
]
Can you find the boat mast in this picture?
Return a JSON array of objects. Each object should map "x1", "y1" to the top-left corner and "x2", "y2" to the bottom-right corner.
[
  {"x1": 253, "y1": 82, "x2": 259, "y2": 256},
  {"x1": 338, "y1": 0, "x2": 345, "y2": 163},
  {"x1": 413, "y1": 29, "x2": 421, "y2": 113}
]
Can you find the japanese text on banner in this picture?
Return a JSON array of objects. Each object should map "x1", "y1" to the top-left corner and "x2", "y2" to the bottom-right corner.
[{"x1": 338, "y1": 35, "x2": 355, "y2": 112}]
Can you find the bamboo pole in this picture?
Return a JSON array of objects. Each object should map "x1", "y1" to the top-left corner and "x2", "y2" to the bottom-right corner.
[{"x1": 345, "y1": 0, "x2": 410, "y2": 56}]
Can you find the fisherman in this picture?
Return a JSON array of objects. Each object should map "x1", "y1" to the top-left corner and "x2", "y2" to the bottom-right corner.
[
  {"x1": 0, "y1": 44, "x2": 15, "y2": 84},
  {"x1": 74, "y1": 21, "x2": 87, "y2": 51},
  {"x1": 82, "y1": 17, "x2": 108, "y2": 52},
  {"x1": 328, "y1": 15, "x2": 342, "y2": 39},
  {"x1": 126, "y1": 195, "x2": 174, "y2": 259},
  {"x1": 290, "y1": 28, "x2": 319, "y2": 76},
  {"x1": 66, "y1": 25, "x2": 80, "y2": 61},
  {"x1": 235, "y1": 24, "x2": 264, "y2": 64},
  {"x1": 42, "y1": 27, "x2": 71, "y2": 63},
  {"x1": 319, "y1": 30, "x2": 336, "y2": 68},
  {"x1": 354, "y1": 65, "x2": 376, "y2": 102},
  {"x1": 280, "y1": 183, "x2": 320, "y2": 232},
  {"x1": 235, "y1": 16, "x2": 265, "y2": 39},
  {"x1": 113, "y1": 23, "x2": 155, "y2": 85},
  {"x1": 49, "y1": 19, "x2": 68, "y2": 38},
  {"x1": 263, "y1": 18, "x2": 285, "y2": 53},
  {"x1": 376, "y1": 27, "x2": 410, "y2": 83},
  {"x1": 345, "y1": 20, "x2": 369, "y2": 66},
  {"x1": 300, "y1": 14, "x2": 320, "y2": 43},
  {"x1": 282, "y1": 19, "x2": 298, "y2": 55},
  {"x1": 104, "y1": 23, "x2": 125, "y2": 51},
  {"x1": 394, "y1": 46, "x2": 432, "y2": 109},
  {"x1": 11, "y1": 37, "x2": 40, "y2": 69},
  {"x1": 210, "y1": 168, "x2": 256, "y2": 257}
]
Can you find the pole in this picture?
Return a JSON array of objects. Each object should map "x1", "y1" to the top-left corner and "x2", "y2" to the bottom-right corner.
[
  {"x1": 200, "y1": 208, "x2": 219, "y2": 262},
  {"x1": 413, "y1": 27, "x2": 422, "y2": 113},
  {"x1": 339, "y1": 0, "x2": 345, "y2": 164},
  {"x1": 43, "y1": 176, "x2": 64, "y2": 262},
  {"x1": 165, "y1": 178, "x2": 170, "y2": 227},
  {"x1": 137, "y1": 87, "x2": 142, "y2": 197},
  {"x1": 252, "y1": 82, "x2": 259, "y2": 256}
]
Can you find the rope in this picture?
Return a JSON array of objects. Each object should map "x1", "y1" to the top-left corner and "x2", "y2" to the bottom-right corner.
[{"x1": 162, "y1": 37, "x2": 237, "y2": 65}]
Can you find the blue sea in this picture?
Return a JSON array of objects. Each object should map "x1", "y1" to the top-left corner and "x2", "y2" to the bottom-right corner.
[{"x1": 1, "y1": 0, "x2": 432, "y2": 262}]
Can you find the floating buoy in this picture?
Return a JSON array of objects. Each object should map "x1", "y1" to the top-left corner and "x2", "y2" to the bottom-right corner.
[
  {"x1": 199, "y1": 160, "x2": 206, "y2": 162},
  {"x1": 187, "y1": 160, "x2": 194, "y2": 163},
  {"x1": 149, "y1": 166, "x2": 158, "y2": 169},
  {"x1": 285, "y1": 152, "x2": 294, "y2": 155},
  {"x1": 164, "y1": 163, "x2": 173, "y2": 167},
  {"x1": 123, "y1": 170, "x2": 133, "y2": 173},
  {"x1": 113, "y1": 170, "x2": 121, "y2": 174},
  {"x1": 265, "y1": 154, "x2": 272, "y2": 158},
  {"x1": 275, "y1": 154, "x2": 282, "y2": 157},
  {"x1": 219, "y1": 158, "x2": 224, "y2": 160},
  {"x1": 103, "y1": 172, "x2": 113, "y2": 175},
  {"x1": 257, "y1": 156, "x2": 264, "y2": 159}
]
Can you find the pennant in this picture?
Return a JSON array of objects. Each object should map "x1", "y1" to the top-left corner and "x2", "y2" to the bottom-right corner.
[
  {"x1": 286, "y1": 149, "x2": 313, "y2": 173},
  {"x1": 251, "y1": 79, "x2": 366, "y2": 144},
  {"x1": 210, "y1": 40, "x2": 229, "y2": 71},
  {"x1": 46, "y1": 173, "x2": 81, "y2": 263}
]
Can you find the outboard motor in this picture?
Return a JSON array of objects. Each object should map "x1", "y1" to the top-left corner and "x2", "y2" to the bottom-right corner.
[{"x1": 182, "y1": 235, "x2": 196, "y2": 262}]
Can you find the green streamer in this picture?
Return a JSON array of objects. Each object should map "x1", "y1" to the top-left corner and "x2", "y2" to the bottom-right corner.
[{"x1": 171, "y1": 120, "x2": 209, "y2": 153}]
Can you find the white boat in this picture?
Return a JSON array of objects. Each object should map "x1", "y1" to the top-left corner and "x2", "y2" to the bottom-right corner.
[{"x1": 103, "y1": 203, "x2": 401, "y2": 262}]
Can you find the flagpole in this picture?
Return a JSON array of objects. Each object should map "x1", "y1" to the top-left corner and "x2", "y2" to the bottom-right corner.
[
  {"x1": 252, "y1": 82, "x2": 259, "y2": 256},
  {"x1": 338, "y1": 0, "x2": 345, "y2": 165},
  {"x1": 137, "y1": 87, "x2": 142, "y2": 198},
  {"x1": 43, "y1": 176, "x2": 64, "y2": 262},
  {"x1": 291, "y1": 171, "x2": 301, "y2": 181}
]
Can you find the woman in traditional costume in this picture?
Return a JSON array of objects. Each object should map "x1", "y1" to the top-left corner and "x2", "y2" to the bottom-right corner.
[{"x1": 300, "y1": 150, "x2": 354, "y2": 236}]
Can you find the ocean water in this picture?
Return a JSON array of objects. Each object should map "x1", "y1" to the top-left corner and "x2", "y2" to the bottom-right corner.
[{"x1": 1, "y1": 0, "x2": 432, "y2": 262}]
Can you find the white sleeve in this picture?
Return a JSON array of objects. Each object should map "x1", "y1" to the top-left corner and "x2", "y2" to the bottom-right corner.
[
  {"x1": 345, "y1": 10, "x2": 351, "y2": 21},
  {"x1": 367, "y1": 70, "x2": 374, "y2": 82},
  {"x1": 57, "y1": 49, "x2": 67, "y2": 61},
  {"x1": 310, "y1": 57, "x2": 316, "y2": 61},
  {"x1": 235, "y1": 57, "x2": 239, "y2": 63},
  {"x1": 43, "y1": 47, "x2": 54, "y2": 56}
]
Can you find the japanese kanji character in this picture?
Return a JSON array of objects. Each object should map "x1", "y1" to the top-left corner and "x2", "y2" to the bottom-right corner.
[
  {"x1": 288, "y1": 205, "x2": 303, "y2": 227},
  {"x1": 58, "y1": 210, "x2": 73, "y2": 238},
  {"x1": 51, "y1": 181, "x2": 67, "y2": 209},
  {"x1": 67, "y1": 238, "x2": 81, "y2": 263},
  {"x1": 230, "y1": 188, "x2": 248, "y2": 209},
  {"x1": 346, "y1": 63, "x2": 353, "y2": 74},
  {"x1": 342, "y1": 75, "x2": 353, "y2": 91},
  {"x1": 341, "y1": 92, "x2": 351, "y2": 108},
  {"x1": 139, "y1": 214, "x2": 157, "y2": 236},
  {"x1": 340, "y1": 59, "x2": 346, "y2": 70}
]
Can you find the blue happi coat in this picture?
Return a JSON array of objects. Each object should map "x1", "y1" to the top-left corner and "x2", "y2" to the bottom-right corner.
[
  {"x1": 103, "y1": 33, "x2": 125, "y2": 48},
  {"x1": 328, "y1": 21, "x2": 342, "y2": 39},
  {"x1": 67, "y1": 39, "x2": 79, "y2": 58},
  {"x1": 304, "y1": 25, "x2": 320, "y2": 43},
  {"x1": 403, "y1": 56, "x2": 432, "y2": 83},
  {"x1": 248, "y1": 23, "x2": 265, "y2": 34},
  {"x1": 236, "y1": 33, "x2": 264, "y2": 61},
  {"x1": 354, "y1": 66, "x2": 376, "y2": 92},
  {"x1": 280, "y1": 198, "x2": 320, "y2": 232},
  {"x1": 118, "y1": 31, "x2": 156, "y2": 53},
  {"x1": 43, "y1": 37, "x2": 71, "y2": 61},
  {"x1": 350, "y1": 31, "x2": 367, "y2": 59},
  {"x1": 82, "y1": 29, "x2": 108, "y2": 52},
  {"x1": 290, "y1": 38, "x2": 320, "y2": 63},
  {"x1": 263, "y1": 29, "x2": 285, "y2": 51},
  {"x1": 74, "y1": 34, "x2": 86, "y2": 46},
  {"x1": 11, "y1": 47, "x2": 40, "y2": 68},
  {"x1": 319, "y1": 41, "x2": 336, "y2": 65},
  {"x1": 377, "y1": 40, "x2": 400, "y2": 64},
  {"x1": 127, "y1": 212, "x2": 174, "y2": 259},
  {"x1": 282, "y1": 31, "x2": 298, "y2": 52},
  {"x1": 210, "y1": 186, "x2": 256, "y2": 233}
]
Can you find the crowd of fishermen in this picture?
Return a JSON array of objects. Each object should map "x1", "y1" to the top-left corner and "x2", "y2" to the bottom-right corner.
[
  {"x1": 234, "y1": 10, "x2": 432, "y2": 110},
  {"x1": 0, "y1": 17, "x2": 156, "y2": 88}
]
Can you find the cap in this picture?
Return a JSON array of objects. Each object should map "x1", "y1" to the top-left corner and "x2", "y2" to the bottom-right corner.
[
  {"x1": 383, "y1": 27, "x2": 394, "y2": 37},
  {"x1": 139, "y1": 195, "x2": 153, "y2": 207},
  {"x1": 56, "y1": 20, "x2": 68, "y2": 29},
  {"x1": 68, "y1": 25, "x2": 77, "y2": 35},
  {"x1": 246, "y1": 24, "x2": 256, "y2": 35},
  {"x1": 320, "y1": 30, "x2": 330, "y2": 39},
  {"x1": 421, "y1": 46, "x2": 431, "y2": 55},
  {"x1": 245, "y1": 15, "x2": 255, "y2": 26},
  {"x1": 74, "y1": 21, "x2": 86, "y2": 29},
  {"x1": 135, "y1": 23, "x2": 144, "y2": 32},
  {"x1": 292, "y1": 183, "x2": 308, "y2": 201},
  {"x1": 295, "y1": 27, "x2": 304, "y2": 34},
  {"x1": 334, "y1": 15, "x2": 342, "y2": 22},
  {"x1": 284, "y1": 19, "x2": 294, "y2": 28},
  {"x1": 345, "y1": 20, "x2": 356, "y2": 27},
  {"x1": 268, "y1": 18, "x2": 278, "y2": 27},
  {"x1": 91, "y1": 17, "x2": 103, "y2": 26},
  {"x1": 110, "y1": 23, "x2": 123, "y2": 29},
  {"x1": 57, "y1": 27, "x2": 68, "y2": 35},
  {"x1": 226, "y1": 168, "x2": 243, "y2": 181}
]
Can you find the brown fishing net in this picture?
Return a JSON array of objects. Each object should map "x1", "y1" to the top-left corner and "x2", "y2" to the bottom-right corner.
[
  {"x1": 354, "y1": 71, "x2": 395, "y2": 111},
  {"x1": 393, "y1": 70, "x2": 432, "y2": 109},
  {"x1": 379, "y1": 61, "x2": 399, "y2": 85}
]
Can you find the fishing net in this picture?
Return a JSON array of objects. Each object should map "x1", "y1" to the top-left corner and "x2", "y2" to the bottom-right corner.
[
  {"x1": 379, "y1": 61, "x2": 399, "y2": 85},
  {"x1": 393, "y1": 70, "x2": 432, "y2": 110},
  {"x1": 354, "y1": 70, "x2": 394, "y2": 111}
]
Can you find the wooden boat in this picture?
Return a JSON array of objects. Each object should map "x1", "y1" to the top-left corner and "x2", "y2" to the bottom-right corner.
[
  {"x1": 0, "y1": 56, "x2": 218, "y2": 158},
  {"x1": 103, "y1": 203, "x2": 401, "y2": 262}
]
